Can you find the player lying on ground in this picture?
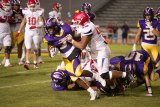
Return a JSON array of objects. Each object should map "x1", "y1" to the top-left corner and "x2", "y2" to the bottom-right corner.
[{"x1": 110, "y1": 50, "x2": 160, "y2": 96}]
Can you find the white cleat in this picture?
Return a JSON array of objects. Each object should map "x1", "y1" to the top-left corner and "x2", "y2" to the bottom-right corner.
[
  {"x1": 146, "y1": 93, "x2": 153, "y2": 97},
  {"x1": 33, "y1": 63, "x2": 39, "y2": 69},
  {"x1": 18, "y1": 61, "x2": 24, "y2": 65},
  {"x1": 94, "y1": 73, "x2": 106, "y2": 87},
  {"x1": 4, "y1": 64, "x2": 13, "y2": 67},
  {"x1": 90, "y1": 91, "x2": 99, "y2": 101}
]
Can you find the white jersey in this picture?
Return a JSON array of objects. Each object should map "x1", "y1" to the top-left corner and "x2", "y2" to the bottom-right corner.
[
  {"x1": 49, "y1": 10, "x2": 61, "y2": 19},
  {"x1": 48, "y1": 10, "x2": 63, "y2": 24},
  {"x1": 22, "y1": 8, "x2": 43, "y2": 31},
  {"x1": 0, "y1": 8, "x2": 12, "y2": 34},
  {"x1": 80, "y1": 22, "x2": 107, "y2": 52}
]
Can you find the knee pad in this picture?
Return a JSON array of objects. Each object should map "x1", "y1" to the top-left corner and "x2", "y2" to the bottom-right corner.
[
  {"x1": 5, "y1": 46, "x2": 12, "y2": 54},
  {"x1": 101, "y1": 72, "x2": 110, "y2": 79}
]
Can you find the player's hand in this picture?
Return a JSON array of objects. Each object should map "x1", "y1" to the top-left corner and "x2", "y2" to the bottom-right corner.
[
  {"x1": 29, "y1": 26, "x2": 36, "y2": 30},
  {"x1": 66, "y1": 34, "x2": 73, "y2": 43},
  {"x1": 132, "y1": 44, "x2": 136, "y2": 51},
  {"x1": 16, "y1": 32, "x2": 20, "y2": 40}
]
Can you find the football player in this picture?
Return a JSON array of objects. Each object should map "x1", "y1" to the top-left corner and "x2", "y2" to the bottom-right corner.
[
  {"x1": 10, "y1": 0, "x2": 24, "y2": 65},
  {"x1": 51, "y1": 69, "x2": 71, "y2": 91},
  {"x1": 44, "y1": 18, "x2": 107, "y2": 100},
  {"x1": 17, "y1": 0, "x2": 44, "y2": 69},
  {"x1": 81, "y1": 2, "x2": 96, "y2": 23},
  {"x1": 132, "y1": 7, "x2": 160, "y2": 68},
  {"x1": 48, "y1": 2, "x2": 63, "y2": 25},
  {"x1": 68, "y1": 11, "x2": 111, "y2": 77},
  {"x1": 110, "y1": 50, "x2": 160, "y2": 96},
  {"x1": 155, "y1": 7, "x2": 160, "y2": 35},
  {"x1": 34, "y1": 0, "x2": 45, "y2": 64},
  {"x1": 0, "y1": 0, "x2": 13, "y2": 67}
]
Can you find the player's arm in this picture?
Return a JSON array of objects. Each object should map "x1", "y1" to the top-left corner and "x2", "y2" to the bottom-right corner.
[
  {"x1": 134, "y1": 28, "x2": 142, "y2": 44},
  {"x1": 72, "y1": 35, "x2": 91, "y2": 50},
  {"x1": 152, "y1": 28, "x2": 160, "y2": 36},
  {"x1": 18, "y1": 16, "x2": 26, "y2": 32},
  {"x1": 132, "y1": 28, "x2": 142, "y2": 51}
]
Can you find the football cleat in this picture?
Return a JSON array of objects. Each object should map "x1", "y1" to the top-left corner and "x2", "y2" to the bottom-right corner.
[
  {"x1": 146, "y1": 93, "x2": 153, "y2": 97},
  {"x1": 33, "y1": 63, "x2": 39, "y2": 69},
  {"x1": 24, "y1": 63, "x2": 30, "y2": 70},
  {"x1": 4, "y1": 64, "x2": 13, "y2": 67},
  {"x1": 90, "y1": 91, "x2": 99, "y2": 101}
]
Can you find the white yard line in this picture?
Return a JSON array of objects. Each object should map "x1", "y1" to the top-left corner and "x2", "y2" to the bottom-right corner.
[{"x1": 0, "y1": 80, "x2": 51, "y2": 89}]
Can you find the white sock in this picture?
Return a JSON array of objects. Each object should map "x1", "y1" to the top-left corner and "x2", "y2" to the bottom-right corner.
[
  {"x1": 122, "y1": 72, "x2": 126, "y2": 78},
  {"x1": 21, "y1": 49, "x2": 25, "y2": 61},
  {"x1": 26, "y1": 60, "x2": 30, "y2": 64},
  {"x1": 109, "y1": 71, "x2": 112, "y2": 79},
  {"x1": 87, "y1": 87, "x2": 95, "y2": 93},
  {"x1": 34, "y1": 60, "x2": 37, "y2": 64},
  {"x1": 5, "y1": 59, "x2": 10, "y2": 65}
]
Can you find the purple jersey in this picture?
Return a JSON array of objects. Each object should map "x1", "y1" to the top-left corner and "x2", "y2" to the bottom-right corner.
[
  {"x1": 44, "y1": 24, "x2": 81, "y2": 60},
  {"x1": 138, "y1": 19, "x2": 158, "y2": 44},
  {"x1": 120, "y1": 50, "x2": 153, "y2": 79}
]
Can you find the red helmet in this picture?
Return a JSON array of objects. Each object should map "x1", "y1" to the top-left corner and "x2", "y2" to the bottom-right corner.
[
  {"x1": 1, "y1": 0, "x2": 11, "y2": 11},
  {"x1": 27, "y1": 0, "x2": 36, "y2": 11},
  {"x1": 27, "y1": 0, "x2": 36, "y2": 6},
  {"x1": 34, "y1": 0, "x2": 40, "y2": 8},
  {"x1": 72, "y1": 11, "x2": 89, "y2": 26},
  {"x1": 52, "y1": 2, "x2": 61, "y2": 11}
]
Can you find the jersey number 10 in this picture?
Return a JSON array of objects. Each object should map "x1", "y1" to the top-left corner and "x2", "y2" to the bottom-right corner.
[{"x1": 28, "y1": 17, "x2": 36, "y2": 25}]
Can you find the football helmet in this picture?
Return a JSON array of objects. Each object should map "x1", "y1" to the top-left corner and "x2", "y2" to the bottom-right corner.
[
  {"x1": 27, "y1": 0, "x2": 36, "y2": 11},
  {"x1": 45, "y1": 18, "x2": 61, "y2": 35},
  {"x1": 72, "y1": 11, "x2": 89, "y2": 26},
  {"x1": 155, "y1": 7, "x2": 160, "y2": 19},
  {"x1": 52, "y1": 2, "x2": 62, "y2": 11},
  {"x1": 51, "y1": 70, "x2": 70, "y2": 86},
  {"x1": 81, "y1": 2, "x2": 91, "y2": 11},
  {"x1": 10, "y1": 0, "x2": 20, "y2": 6},
  {"x1": 34, "y1": 0, "x2": 40, "y2": 9},
  {"x1": 1, "y1": 0, "x2": 11, "y2": 11},
  {"x1": 143, "y1": 7, "x2": 154, "y2": 21}
]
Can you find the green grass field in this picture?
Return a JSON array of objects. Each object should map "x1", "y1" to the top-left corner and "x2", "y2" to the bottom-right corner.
[{"x1": 0, "y1": 44, "x2": 160, "y2": 107}]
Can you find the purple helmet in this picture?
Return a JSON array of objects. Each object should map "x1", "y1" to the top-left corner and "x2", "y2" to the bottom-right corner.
[
  {"x1": 82, "y1": 2, "x2": 91, "y2": 11},
  {"x1": 143, "y1": 7, "x2": 154, "y2": 20},
  {"x1": 10, "y1": 0, "x2": 20, "y2": 5},
  {"x1": 155, "y1": 7, "x2": 160, "y2": 17},
  {"x1": 45, "y1": 18, "x2": 61, "y2": 35},
  {"x1": 51, "y1": 70, "x2": 70, "y2": 86}
]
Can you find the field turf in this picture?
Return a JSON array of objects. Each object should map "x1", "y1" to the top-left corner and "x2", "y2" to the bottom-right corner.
[{"x1": 0, "y1": 44, "x2": 160, "y2": 107}]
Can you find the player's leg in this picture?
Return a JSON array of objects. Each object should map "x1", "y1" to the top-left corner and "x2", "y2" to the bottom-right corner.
[
  {"x1": 24, "y1": 32, "x2": 32, "y2": 70},
  {"x1": 37, "y1": 31, "x2": 44, "y2": 64},
  {"x1": 150, "y1": 46, "x2": 160, "y2": 68},
  {"x1": 64, "y1": 58, "x2": 98, "y2": 100},
  {"x1": 3, "y1": 34, "x2": 12, "y2": 67},
  {"x1": 17, "y1": 40, "x2": 24, "y2": 64},
  {"x1": 33, "y1": 35, "x2": 41, "y2": 68}
]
